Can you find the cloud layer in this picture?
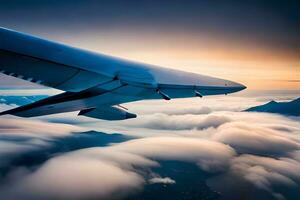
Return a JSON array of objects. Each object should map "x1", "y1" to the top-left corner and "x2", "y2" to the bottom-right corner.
[{"x1": 0, "y1": 93, "x2": 299, "y2": 200}]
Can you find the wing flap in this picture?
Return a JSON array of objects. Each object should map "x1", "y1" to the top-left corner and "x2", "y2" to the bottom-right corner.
[
  {"x1": 0, "y1": 91, "x2": 97, "y2": 117},
  {"x1": 0, "y1": 79, "x2": 129, "y2": 117},
  {"x1": 78, "y1": 106, "x2": 137, "y2": 120}
]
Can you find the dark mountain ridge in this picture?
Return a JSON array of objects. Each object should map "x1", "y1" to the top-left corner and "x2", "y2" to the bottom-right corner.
[{"x1": 245, "y1": 98, "x2": 300, "y2": 116}]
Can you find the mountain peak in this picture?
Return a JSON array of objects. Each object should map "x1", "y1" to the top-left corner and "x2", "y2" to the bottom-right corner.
[
  {"x1": 245, "y1": 97, "x2": 300, "y2": 116},
  {"x1": 292, "y1": 97, "x2": 300, "y2": 103}
]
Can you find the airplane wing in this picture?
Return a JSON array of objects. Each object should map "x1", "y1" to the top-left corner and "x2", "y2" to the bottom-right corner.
[
  {"x1": 0, "y1": 90, "x2": 137, "y2": 120},
  {"x1": 0, "y1": 27, "x2": 114, "y2": 92},
  {"x1": 0, "y1": 27, "x2": 246, "y2": 120}
]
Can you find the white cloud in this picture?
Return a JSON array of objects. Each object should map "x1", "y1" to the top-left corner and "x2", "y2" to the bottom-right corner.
[
  {"x1": 0, "y1": 116, "x2": 83, "y2": 169},
  {"x1": 149, "y1": 177, "x2": 176, "y2": 185},
  {"x1": 1, "y1": 150, "x2": 148, "y2": 200},
  {"x1": 0, "y1": 93, "x2": 299, "y2": 199},
  {"x1": 0, "y1": 117, "x2": 82, "y2": 138},
  {"x1": 125, "y1": 113, "x2": 231, "y2": 131},
  {"x1": 110, "y1": 137, "x2": 235, "y2": 172},
  {"x1": 212, "y1": 121, "x2": 300, "y2": 155},
  {"x1": 0, "y1": 136, "x2": 235, "y2": 200}
]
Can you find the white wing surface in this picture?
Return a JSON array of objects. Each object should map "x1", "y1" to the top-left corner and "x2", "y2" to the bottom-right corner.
[{"x1": 0, "y1": 27, "x2": 246, "y2": 120}]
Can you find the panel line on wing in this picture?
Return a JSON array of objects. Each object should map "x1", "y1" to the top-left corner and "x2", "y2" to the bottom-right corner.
[{"x1": 53, "y1": 69, "x2": 81, "y2": 88}]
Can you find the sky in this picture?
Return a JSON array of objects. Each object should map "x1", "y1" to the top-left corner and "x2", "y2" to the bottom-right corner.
[{"x1": 0, "y1": 0, "x2": 299, "y2": 89}]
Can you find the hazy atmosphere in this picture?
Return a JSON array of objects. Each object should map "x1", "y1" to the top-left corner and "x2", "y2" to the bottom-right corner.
[
  {"x1": 0, "y1": 0, "x2": 299, "y2": 89},
  {"x1": 0, "y1": 1, "x2": 299, "y2": 200}
]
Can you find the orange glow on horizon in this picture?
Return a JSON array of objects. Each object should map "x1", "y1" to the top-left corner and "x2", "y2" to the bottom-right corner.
[{"x1": 44, "y1": 31, "x2": 300, "y2": 90}]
